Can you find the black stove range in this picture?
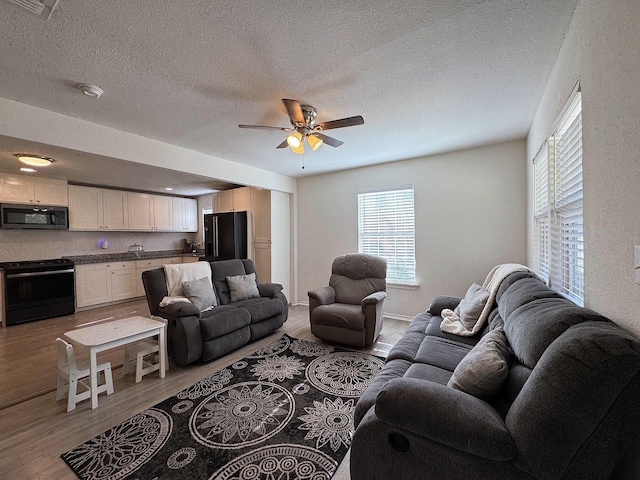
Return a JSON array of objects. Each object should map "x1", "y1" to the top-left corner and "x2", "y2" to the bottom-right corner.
[
  {"x1": 1, "y1": 258, "x2": 75, "y2": 326},
  {"x1": 0, "y1": 258, "x2": 74, "y2": 273}
]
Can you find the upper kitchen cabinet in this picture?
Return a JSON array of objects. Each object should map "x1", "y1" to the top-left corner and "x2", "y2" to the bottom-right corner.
[
  {"x1": 68, "y1": 185, "x2": 129, "y2": 231},
  {"x1": 173, "y1": 197, "x2": 198, "y2": 232},
  {"x1": 214, "y1": 187, "x2": 251, "y2": 213},
  {"x1": 0, "y1": 174, "x2": 68, "y2": 206},
  {"x1": 128, "y1": 193, "x2": 178, "y2": 231},
  {"x1": 153, "y1": 195, "x2": 174, "y2": 231},
  {"x1": 127, "y1": 193, "x2": 155, "y2": 231}
]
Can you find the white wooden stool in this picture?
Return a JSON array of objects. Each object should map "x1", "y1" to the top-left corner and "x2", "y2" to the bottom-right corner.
[
  {"x1": 124, "y1": 340, "x2": 162, "y2": 383},
  {"x1": 55, "y1": 338, "x2": 114, "y2": 412}
]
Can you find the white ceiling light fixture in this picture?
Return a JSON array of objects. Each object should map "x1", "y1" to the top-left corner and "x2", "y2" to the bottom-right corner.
[
  {"x1": 16, "y1": 154, "x2": 54, "y2": 167},
  {"x1": 20, "y1": 167, "x2": 37, "y2": 173},
  {"x1": 77, "y1": 84, "x2": 104, "y2": 99}
]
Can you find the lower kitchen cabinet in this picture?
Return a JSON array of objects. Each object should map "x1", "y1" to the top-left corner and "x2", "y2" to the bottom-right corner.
[
  {"x1": 76, "y1": 257, "x2": 185, "y2": 308},
  {"x1": 75, "y1": 264, "x2": 113, "y2": 308}
]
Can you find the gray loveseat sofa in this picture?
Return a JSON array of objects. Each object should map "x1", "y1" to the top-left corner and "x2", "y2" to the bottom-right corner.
[
  {"x1": 351, "y1": 271, "x2": 640, "y2": 480},
  {"x1": 142, "y1": 259, "x2": 288, "y2": 366}
]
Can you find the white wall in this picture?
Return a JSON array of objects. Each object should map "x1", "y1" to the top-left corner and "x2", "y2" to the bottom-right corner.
[
  {"x1": 271, "y1": 190, "x2": 292, "y2": 300},
  {"x1": 526, "y1": 0, "x2": 640, "y2": 337},
  {"x1": 297, "y1": 140, "x2": 527, "y2": 319},
  {"x1": 0, "y1": 97, "x2": 296, "y2": 194}
]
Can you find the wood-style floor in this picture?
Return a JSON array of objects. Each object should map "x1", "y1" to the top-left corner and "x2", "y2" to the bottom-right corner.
[{"x1": 0, "y1": 299, "x2": 409, "y2": 480}]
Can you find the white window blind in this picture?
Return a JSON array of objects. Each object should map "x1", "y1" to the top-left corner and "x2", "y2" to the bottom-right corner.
[
  {"x1": 552, "y1": 94, "x2": 584, "y2": 304},
  {"x1": 358, "y1": 187, "x2": 416, "y2": 284},
  {"x1": 533, "y1": 145, "x2": 550, "y2": 282},
  {"x1": 532, "y1": 90, "x2": 583, "y2": 306}
]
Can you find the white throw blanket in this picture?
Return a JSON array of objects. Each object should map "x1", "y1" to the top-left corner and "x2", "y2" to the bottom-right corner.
[
  {"x1": 163, "y1": 262, "x2": 212, "y2": 297},
  {"x1": 440, "y1": 263, "x2": 537, "y2": 336}
]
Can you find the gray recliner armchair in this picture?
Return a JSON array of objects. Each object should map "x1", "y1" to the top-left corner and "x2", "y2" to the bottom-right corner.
[{"x1": 308, "y1": 253, "x2": 387, "y2": 347}]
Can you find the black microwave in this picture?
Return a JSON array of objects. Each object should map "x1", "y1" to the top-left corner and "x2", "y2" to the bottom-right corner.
[{"x1": 0, "y1": 204, "x2": 68, "y2": 229}]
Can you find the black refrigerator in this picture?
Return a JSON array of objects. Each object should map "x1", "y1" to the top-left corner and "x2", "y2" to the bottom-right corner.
[{"x1": 204, "y1": 211, "x2": 248, "y2": 261}]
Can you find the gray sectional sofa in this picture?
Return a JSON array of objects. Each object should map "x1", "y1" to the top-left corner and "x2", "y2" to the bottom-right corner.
[
  {"x1": 142, "y1": 259, "x2": 288, "y2": 366},
  {"x1": 351, "y1": 271, "x2": 640, "y2": 480}
]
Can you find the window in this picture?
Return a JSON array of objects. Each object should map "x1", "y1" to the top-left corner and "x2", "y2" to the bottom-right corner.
[
  {"x1": 358, "y1": 186, "x2": 416, "y2": 284},
  {"x1": 533, "y1": 90, "x2": 583, "y2": 305}
]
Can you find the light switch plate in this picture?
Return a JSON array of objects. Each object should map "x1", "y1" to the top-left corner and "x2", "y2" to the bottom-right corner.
[{"x1": 635, "y1": 246, "x2": 640, "y2": 284}]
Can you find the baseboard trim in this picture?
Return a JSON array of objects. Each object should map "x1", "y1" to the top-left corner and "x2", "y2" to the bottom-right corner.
[
  {"x1": 295, "y1": 300, "x2": 412, "y2": 322},
  {"x1": 383, "y1": 313, "x2": 413, "y2": 322}
]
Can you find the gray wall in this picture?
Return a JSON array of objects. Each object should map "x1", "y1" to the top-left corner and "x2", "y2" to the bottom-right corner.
[
  {"x1": 0, "y1": 230, "x2": 189, "y2": 262},
  {"x1": 297, "y1": 140, "x2": 527, "y2": 319},
  {"x1": 526, "y1": 0, "x2": 640, "y2": 337}
]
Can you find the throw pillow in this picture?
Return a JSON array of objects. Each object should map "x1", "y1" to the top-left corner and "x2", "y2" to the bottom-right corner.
[
  {"x1": 182, "y1": 277, "x2": 217, "y2": 311},
  {"x1": 447, "y1": 328, "x2": 510, "y2": 398},
  {"x1": 227, "y1": 273, "x2": 260, "y2": 302},
  {"x1": 455, "y1": 283, "x2": 491, "y2": 330}
]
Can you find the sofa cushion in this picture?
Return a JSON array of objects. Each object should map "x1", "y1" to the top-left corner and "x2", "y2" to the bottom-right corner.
[
  {"x1": 455, "y1": 283, "x2": 491, "y2": 330},
  {"x1": 199, "y1": 306, "x2": 251, "y2": 341},
  {"x1": 448, "y1": 328, "x2": 510, "y2": 398},
  {"x1": 504, "y1": 297, "x2": 607, "y2": 368},
  {"x1": 414, "y1": 336, "x2": 475, "y2": 372},
  {"x1": 233, "y1": 297, "x2": 284, "y2": 323},
  {"x1": 214, "y1": 279, "x2": 231, "y2": 305},
  {"x1": 182, "y1": 277, "x2": 217, "y2": 311},
  {"x1": 227, "y1": 272, "x2": 260, "y2": 302}
]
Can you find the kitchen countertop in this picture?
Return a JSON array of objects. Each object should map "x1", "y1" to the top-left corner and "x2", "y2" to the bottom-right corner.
[{"x1": 63, "y1": 250, "x2": 204, "y2": 265}]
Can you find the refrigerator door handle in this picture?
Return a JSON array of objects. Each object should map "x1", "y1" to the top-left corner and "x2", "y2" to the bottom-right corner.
[{"x1": 214, "y1": 216, "x2": 219, "y2": 258}]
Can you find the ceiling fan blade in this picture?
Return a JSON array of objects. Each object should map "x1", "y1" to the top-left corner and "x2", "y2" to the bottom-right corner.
[
  {"x1": 316, "y1": 115, "x2": 364, "y2": 131},
  {"x1": 238, "y1": 124, "x2": 288, "y2": 131},
  {"x1": 314, "y1": 132, "x2": 344, "y2": 148},
  {"x1": 276, "y1": 139, "x2": 289, "y2": 149},
  {"x1": 282, "y1": 99, "x2": 305, "y2": 125}
]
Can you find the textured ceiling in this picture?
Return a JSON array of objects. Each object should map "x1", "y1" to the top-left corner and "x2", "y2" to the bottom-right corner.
[{"x1": 0, "y1": 0, "x2": 579, "y2": 191}]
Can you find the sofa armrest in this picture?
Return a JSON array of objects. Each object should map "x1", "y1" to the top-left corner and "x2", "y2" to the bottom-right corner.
[
  {"x1": 375, "y1": 378, "x2": 515, "y2": 461},
  {"x1": 428, "y1": 295, "x2": 463, "y2": 316},
  {"x1": 308, "y1": 286, "x2": 336, "y2": 305},
  {"x1": 362, "y1": 291, "x2": 387, "y2": 306},
  {"x1": 257, "y1": 282, "x2": 283, "y2": 298},
  {"x1": 158, "y1": 301, "x2": 201, "y2": 318}
]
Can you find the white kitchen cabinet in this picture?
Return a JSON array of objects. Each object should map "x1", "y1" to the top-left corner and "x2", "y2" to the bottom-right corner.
[
  {"x1": 75, "y1": 264, "x2": 112, "y2": 308},
  {"x1": 108, "y1": 261, "x2": 138, "y2": 301},
  {"x1": 68, "y1": 185, "x2": 103, "y2": 230},
  {"x1": 102, "y1": 189, "x2": 129, "y2": 230},
  {"x1": 69, "y1": 186, "x2": 129, "y2": 231},
  {"x1": 153, "y1": 195, "x2": 174, "y2": 231},
  {"x1": 173, "y1": 197, "x2": 198, "y2": 232},
  {"x1": 0, "y1": 174, "x2": 68, "y2": 206},
  {"x1": 135, "y1": 257, "x2": 182, "y2": 296},
  {"x1": 128, "y1": 193, "x2": 155, "y2": 231}
]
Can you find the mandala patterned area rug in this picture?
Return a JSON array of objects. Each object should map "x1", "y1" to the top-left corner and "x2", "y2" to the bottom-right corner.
[{"x1": 61, "y1": 334, "x2": 385, "y2": 480}]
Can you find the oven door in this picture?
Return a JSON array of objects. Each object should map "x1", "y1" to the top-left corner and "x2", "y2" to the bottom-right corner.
[{"x1": 5, "y1": 269, "x2": 75, "y2": 325}]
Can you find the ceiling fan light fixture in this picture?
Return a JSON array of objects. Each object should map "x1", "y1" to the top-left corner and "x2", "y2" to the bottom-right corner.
[
  {"x1": 16, "y1": 154, "x2": 54, "y2": 167},
  {"x1": 287, "y1": 131, "x2": 303, "y2": 149},
  {"x1": 292, "y1": 142, "x2": 305, "y2": 155},
  {"x1": 307, "y1": 134, "x2": 323, "y2": 151}
]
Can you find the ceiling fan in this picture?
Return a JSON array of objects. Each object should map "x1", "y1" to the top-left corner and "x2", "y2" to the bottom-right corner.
[{"x1": 239, "y1": 99, "x2": 364, "y2": 154}]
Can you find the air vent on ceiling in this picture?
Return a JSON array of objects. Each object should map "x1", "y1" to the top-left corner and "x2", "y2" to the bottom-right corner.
[{"x1": 5, "y1": 0, "x2": 60, "y2": 19}]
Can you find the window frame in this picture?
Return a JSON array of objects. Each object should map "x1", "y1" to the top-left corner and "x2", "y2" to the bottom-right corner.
[
  {"x1": 357, "y1": 185, "x2": 416, "y2": 285},
  {"x1": 532, "y1": 87, "x2": 584, "y2": 306}
]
